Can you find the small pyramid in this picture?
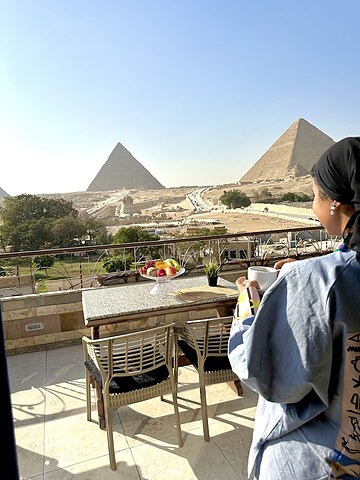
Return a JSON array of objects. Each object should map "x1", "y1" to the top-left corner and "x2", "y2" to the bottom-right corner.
[
  {"x1": 240, "y1": 118, "x2": 335, "y2": 182},
  {"x1": 87, "y1": 143, "x2": 164, "y2": 191},
  {"x1": 0, "y1": 187, "x2": 9, "y2": 197}
]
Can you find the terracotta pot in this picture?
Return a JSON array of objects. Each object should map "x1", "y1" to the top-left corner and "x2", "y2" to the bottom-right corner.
[{"x1": 207, "y1": 275, "x2": 218, "y2": 287}]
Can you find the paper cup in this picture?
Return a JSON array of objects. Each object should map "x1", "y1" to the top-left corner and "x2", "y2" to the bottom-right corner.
[{"x1": 247, "y1": 266, "x2": 278, "y2": 291}]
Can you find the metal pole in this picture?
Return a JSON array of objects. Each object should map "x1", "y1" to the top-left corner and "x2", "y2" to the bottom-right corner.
[{"x1": 0, "y1": 306, "x2": 19, "y2": 479}]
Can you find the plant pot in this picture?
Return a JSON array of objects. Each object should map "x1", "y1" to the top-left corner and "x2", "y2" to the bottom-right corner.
[{"x1": 207, "y1": 275, "x2": 218, "y2": 287}]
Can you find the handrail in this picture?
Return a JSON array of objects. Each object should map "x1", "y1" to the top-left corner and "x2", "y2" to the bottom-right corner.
[
  {"x1": 0, "y1": 225, "x2": 337, "y2": 296},
  {"x1": 0, "y1": 225, "x2": 321, "y2": 259}
]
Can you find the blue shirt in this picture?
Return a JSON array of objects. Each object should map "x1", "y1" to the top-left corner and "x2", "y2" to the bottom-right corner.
[{"x1": 228, "y1": 250, "x2": 360, "y2": 479}]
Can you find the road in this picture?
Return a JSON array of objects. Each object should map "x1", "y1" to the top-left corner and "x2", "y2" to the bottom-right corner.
[
  {"x1": 247, "y1": 204, "x2": 320, "y2": 225},
  {"x1": 187, "y1": 187, "x2": 212, "y2": 212}
]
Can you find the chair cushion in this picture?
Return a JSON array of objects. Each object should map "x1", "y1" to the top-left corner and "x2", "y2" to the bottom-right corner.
[
  {"x1": 178, "y1": 340, "x2": 232, "y2": 372},
  {"x1": 85, "y1": 358, "x2": 170, "y2": 394}
]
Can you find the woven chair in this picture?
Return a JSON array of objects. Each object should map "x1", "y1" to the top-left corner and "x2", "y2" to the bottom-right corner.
[
  {"x1": 82, "y1": 324, "x2": 183, "y2": 470},
  {"x1": 175, "y1": 316, "x2": 239, "y2": 442}
]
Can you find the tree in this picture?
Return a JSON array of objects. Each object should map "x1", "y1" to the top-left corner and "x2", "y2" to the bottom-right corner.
[
  {"x1": 33, "y1": 255, "x2": 55, "y2": 269},
  {"x1": 259, "y1": 188, "x2": 272, "y2": 200},
  {"x1": 0, "y1": 194, "x2": 77, "y2": 225},
  {"x1": 83, "y1": 219, "x2": 111, "y2": 245},
  {"x1": 5, "y1": 219, "x2": 51, "y2": 251},
  {"x1": 281, "y1": 192, "x2": 311, "y2": 202},
  {"x1": 112, "y1": 226, "x2": 161, "y2": 264},
  {"x1": 0, "y1": 194, "x2": 106, "y2": 251},
  {"x1": 113, "y1": 226, "x2": 159, "y2": 244},
  {"x1": 51, "y1": 216, "x2": 87, "y2": 247},
  {"x1": 219, "y1": 190, "x2": 251, "y2": 209}
]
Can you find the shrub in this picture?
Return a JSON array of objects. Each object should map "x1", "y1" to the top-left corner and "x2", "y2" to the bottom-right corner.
[
  {"x1": 32, "y1": 255, "x2": 55, "y2": 269},
  {"x1": 102, "y1": 254, "x2": 133, "y2": 273}
]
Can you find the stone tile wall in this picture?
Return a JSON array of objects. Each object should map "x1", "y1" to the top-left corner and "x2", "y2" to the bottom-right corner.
[{"x1": 2, "y1": 285, "x2": 221, "y2": 355}]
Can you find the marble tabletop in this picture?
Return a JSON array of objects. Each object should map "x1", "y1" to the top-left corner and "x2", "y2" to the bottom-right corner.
[{"x1": 82, "y1": 275, "x2": 238, "y2": 324}]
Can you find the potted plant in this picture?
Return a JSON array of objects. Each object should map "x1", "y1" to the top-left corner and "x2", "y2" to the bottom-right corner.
[{"x1": 204, "y1": 262, "x2": 221, "y2": 286}]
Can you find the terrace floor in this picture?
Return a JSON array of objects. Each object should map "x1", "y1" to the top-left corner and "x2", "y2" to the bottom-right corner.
[{"x1": 9, "y1": 343, "x2": 258, "y2": 480}]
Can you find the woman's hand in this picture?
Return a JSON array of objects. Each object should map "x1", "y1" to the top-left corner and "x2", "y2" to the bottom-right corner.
[
  {"x1": 273, "y1": 257, "x2": 297, "y2": 270},
  {"x1": 235, "y1": 276, "x2": 260, "y2": 294}
]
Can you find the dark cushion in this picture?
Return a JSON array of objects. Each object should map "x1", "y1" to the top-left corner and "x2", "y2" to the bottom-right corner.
[
  {"x1": 85, "y1": 357, "x2": 170, "y2": 394},
  {"x1": 178, "y1": 340, "x2": 232, "y2": 372}
]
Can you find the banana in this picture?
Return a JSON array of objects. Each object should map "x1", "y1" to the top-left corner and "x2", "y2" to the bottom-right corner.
[
  {"x1": 165, "y1": 258, "x2": 181, "y2": 271},
  {"x1": 171, "y1": 259, "x2": 181, "y2": 271}
]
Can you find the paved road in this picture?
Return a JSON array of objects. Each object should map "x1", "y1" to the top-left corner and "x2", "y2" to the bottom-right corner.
[
  {"x1": 187, "y1": 187, "x2": 212, "y2": 212},
  {"x1": 247, "y1": 204, "x2": 320, "y2": 225}
]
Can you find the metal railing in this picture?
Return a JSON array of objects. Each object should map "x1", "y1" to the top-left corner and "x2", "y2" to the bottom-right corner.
[{"x1": 0, "y1": 225, "x2": 339, "y2": 296}]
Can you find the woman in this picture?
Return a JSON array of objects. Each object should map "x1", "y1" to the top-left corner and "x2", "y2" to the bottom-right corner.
[{"x1": 228, "y1": 137, "x2": 360, "y2": 479}]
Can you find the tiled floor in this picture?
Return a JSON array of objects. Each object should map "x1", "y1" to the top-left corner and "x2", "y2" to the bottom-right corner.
[{"x1": 8, "y1": 344, "x2": 257, "y2": 479}]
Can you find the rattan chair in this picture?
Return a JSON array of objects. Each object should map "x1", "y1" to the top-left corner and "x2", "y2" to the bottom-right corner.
[
  {"x1": 82, "y1": 324, "x2": 183, "y2": 470},
  {"x1": 175, "y1": 316, "x2": 239, "y2": 441}
]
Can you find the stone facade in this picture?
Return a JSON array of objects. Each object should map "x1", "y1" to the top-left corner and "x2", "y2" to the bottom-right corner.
[{"x1": 2, "y1": 281, "x2": 237, "y2": 355}]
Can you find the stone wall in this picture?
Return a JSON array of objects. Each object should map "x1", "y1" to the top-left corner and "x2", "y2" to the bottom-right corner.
[
  {"x1": 2, "y1": 282, "x2": 228, "y2": 355},
  {"x1": 2, "y1": 289, "x2": 88, "y2": 355}
]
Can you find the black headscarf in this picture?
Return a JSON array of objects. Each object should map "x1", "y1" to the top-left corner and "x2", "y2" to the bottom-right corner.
[{"x1": 312, "y1": 136, "x2": 360, "y2": 258}]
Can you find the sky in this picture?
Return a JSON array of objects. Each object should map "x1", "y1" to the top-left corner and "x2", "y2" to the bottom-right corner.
[{"x1": 1, "y1": 0, "x2": 360, "y2": 196}]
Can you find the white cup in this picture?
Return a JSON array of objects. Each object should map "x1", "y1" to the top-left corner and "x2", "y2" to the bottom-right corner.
[{"x1": 247, "y1": 266, "x2": 278, "y2": 291}]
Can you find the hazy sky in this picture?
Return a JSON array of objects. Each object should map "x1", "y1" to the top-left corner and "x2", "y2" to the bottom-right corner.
[{"x1": 1, "y1": 0, "x2": 359, "y2": 196}]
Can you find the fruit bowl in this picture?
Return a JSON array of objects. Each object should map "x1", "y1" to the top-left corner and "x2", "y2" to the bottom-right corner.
[
  {"x1": 140, "y1": 267, "x2": 185, "y2": 282},
  {"x1": 140, "y1": 266, "x2": 185, "y2": 295}
]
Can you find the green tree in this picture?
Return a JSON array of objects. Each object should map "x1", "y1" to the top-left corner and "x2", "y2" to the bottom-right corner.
[
  {"x1": 33, "y1": 255, "x2": 55, "y2": 269},
  {"x1": 6, "y1": 219, "x2": 51, "y2": 251},
  {"x1": 259, "y1": 188, "x2": 272, "y2": 200},
  {"x1": 83, "y1": 219, "x2": 111, "y2": 245},
  {"x1": 281, "y1": 192, "x2": 311, "y2": 202},
  {"x1": 113, "y1": 226, "x2": 159, "y2": 243},
  {"x1": 0, "y1": 194, "x2": 105, "y2": 251},
  {"x1": 51, "y1": 216, "x2": 87, "y2": 247},
  {"x1": 112, "y1": 226, "x2": 161, "y2": 264},
  {"x1": 219, "y1": 190, "x2": 251, "y2": 209},
  {"x1": 0, "y1": 194, "x2": 77, "y2": 225},
  {"x1": 32, "y1": 255, "x2": 55, "y2": 270}
]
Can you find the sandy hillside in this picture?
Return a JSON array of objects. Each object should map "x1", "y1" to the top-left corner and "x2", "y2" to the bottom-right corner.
[{"x1": 42, "y1": 177, "x2": 314, "y2": 233}]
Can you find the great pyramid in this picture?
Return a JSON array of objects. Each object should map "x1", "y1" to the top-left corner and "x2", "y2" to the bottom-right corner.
[
  {"x1": 240, "y1": 118, "x2": 335, "y2": 182},
  {"x1": 87, "y1": 142, "x2": 164, "y2": 191}
]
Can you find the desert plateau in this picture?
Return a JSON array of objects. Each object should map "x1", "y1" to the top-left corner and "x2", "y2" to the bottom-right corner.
[{"x1": 43, "y1": 176, "x2": 314, "y2": 235}]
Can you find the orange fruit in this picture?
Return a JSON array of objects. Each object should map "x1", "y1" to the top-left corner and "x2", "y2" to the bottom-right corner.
[{"x1": 155, "y1": 260, "x2": 167, "y2": 270}]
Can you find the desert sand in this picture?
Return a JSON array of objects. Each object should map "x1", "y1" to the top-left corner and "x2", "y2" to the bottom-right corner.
[{"x1": 43, "y1": 177, "x2": 313, "y2": 234}]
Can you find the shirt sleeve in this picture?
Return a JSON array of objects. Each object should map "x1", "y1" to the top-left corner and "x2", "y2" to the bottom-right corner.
[{"x1": 229, "y1": 261, "x2": 333, "y2": 405}]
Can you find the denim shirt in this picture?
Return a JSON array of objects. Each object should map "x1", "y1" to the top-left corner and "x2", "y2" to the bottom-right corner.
[{"x1": 228, "y1": 250, "x2": 360, "y2": 479}]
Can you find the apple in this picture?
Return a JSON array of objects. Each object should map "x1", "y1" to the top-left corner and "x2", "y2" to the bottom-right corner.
[
  {"x1": 166, "y1": 266, "x2": 177, "y2": 276},
  {"x1": 146, "y1": 267, "x2": 157, "y2": 277},
  {"x1": 157, "y1": 268, "x2": 167, "y2": 277}
]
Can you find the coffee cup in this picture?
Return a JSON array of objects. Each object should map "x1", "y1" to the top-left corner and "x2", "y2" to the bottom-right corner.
[{"x1": 247, "y1": 266, "x2": 278, "y2": 291}]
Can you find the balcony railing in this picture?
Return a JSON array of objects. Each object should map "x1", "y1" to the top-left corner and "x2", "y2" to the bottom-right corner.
[{"x1": 0, "y1": 225, "x2": 339, "y2": 297}]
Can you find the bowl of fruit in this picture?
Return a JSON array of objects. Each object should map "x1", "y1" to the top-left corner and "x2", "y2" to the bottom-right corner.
[{"x1": 139, "y1": 259, "x2": 185, "y2": 295}]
